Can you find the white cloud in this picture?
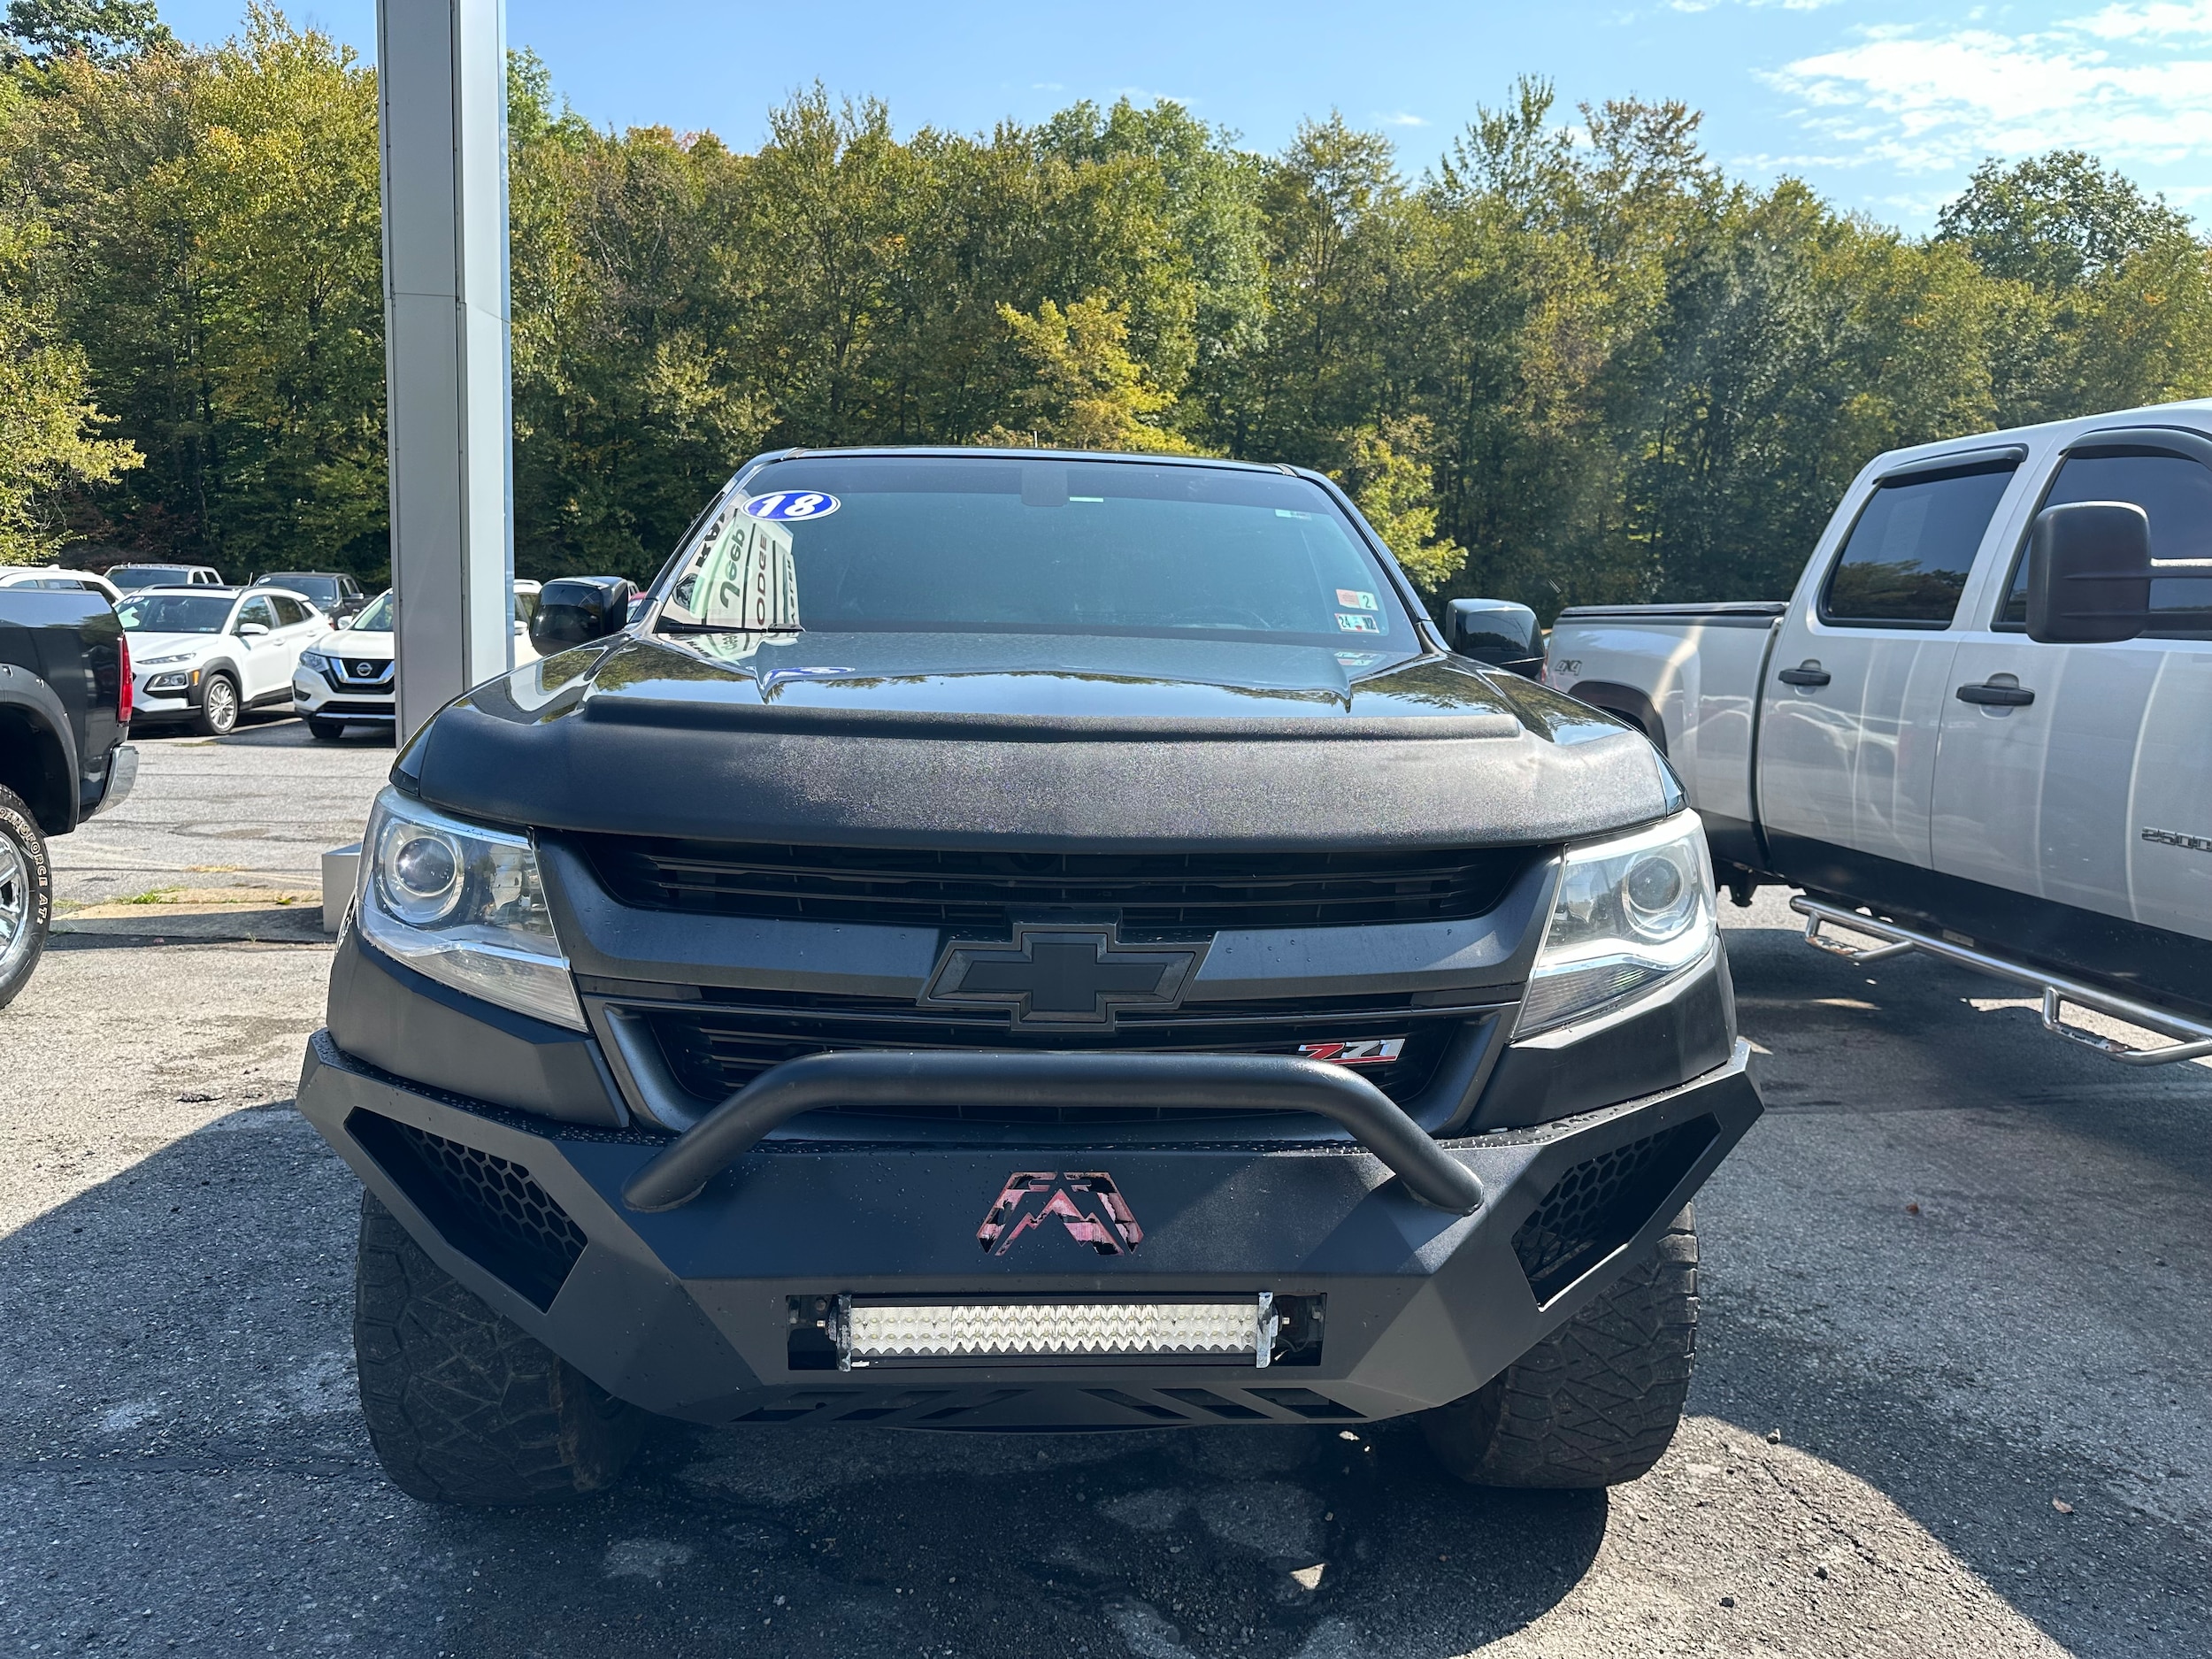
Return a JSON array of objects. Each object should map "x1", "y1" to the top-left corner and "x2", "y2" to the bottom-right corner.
[
  {"x1": 1376, "y1": 111, "x2": 1429, "y2": 127},
  {"x1": 1763, "y1": 8, "x2": 2212, "y2": 173},
  {"x1": 1671, "y1": 0, "x2": 1844, "y2": 11}
]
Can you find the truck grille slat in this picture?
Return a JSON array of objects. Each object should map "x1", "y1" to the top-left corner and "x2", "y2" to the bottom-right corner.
[{"x1": 579, "y1": 837, "x2": 1532, "y2": 933}]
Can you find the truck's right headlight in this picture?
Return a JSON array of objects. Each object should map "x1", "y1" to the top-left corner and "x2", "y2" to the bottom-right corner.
[
  {"x1": 355, "y1": 787, "x2": 585, "y2": 1031},
  {"x1": 1515, "y1": 811, "x2": 1717, "y2": 1037}
]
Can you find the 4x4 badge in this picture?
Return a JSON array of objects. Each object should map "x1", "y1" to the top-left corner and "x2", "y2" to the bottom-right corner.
[
  {"x1": 920, "y1": 923, "x2": 1208, "y2": 1029},
  {"x1": 977, "y1": 1171, "x2": 1144, "y2": 1256}
]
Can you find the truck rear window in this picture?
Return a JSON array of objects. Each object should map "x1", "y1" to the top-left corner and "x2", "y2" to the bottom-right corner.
[
  {"x1": 1820, "y1": 461, "x2": 2016, "y2": 627},
  {"x1": 657, "y1": 456, "x2": 1412, "y2": 649}
]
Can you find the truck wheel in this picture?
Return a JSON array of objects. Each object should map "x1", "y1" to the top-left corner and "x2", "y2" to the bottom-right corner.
[
  {"x1": 1421, "y1": 1206, "x2": 1697, "y2": 1488},
  {"x1": 353, "y1": 1189, "x2": 644, "y2": 1505},
  {"x1": 193, "y1": 673, "x2": 239, "y2": 736},
  {"x1": 0, "y1": 786, "x2": 52, "y2": 1010},
  {"x1": 306, "y1": 718, "x2": 346, "y2": 741}
]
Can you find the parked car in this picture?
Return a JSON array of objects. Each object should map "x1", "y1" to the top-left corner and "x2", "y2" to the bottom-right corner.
[
  {"x1": 0, "y1": 567, "x2": 124, "y2": 606},
  {"x1": 118, "y1": 586, "x2": 328, "y2": 736},
  {"x1": 250, "y1": 571, "x2": 370, "y2": 625},
  {"x1": 106, "y1": 563, "x2": 225, "y2": 591},
  {"x1": 296, "y1": 448, "x2": 1760, "y2": 1506},
  {"x1": 293, "y1": 582, "x2": 542, "y2": 741},
  {"x1": 0, "y1": 582, "x2": 135, "y2": 1005},
  {"x1": 1545, "y1": 396, "x2": 2212, "y2": 1063}
]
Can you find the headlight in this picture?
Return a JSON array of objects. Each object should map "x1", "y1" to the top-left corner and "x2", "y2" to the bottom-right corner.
[
  {"x1": 299, "y1": 650, "x2": 330, "y2": 671},
  {"x1": 355, "y1": 787, "x2": 584, "y2": 1030},
  {"x1": 147, "y1": 672, "x2": 191, "y2": 691},
  {"x1": 1515, "y1": 811, "x2": 1717, "y2": 1037}
]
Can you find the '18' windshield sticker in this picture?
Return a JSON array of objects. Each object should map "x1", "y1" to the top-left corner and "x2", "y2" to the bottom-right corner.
[
  {"x1": 1336, "y1": 612, "x2": 1382, "y2": 634},
  {"x1": 1336, "y1": 589, "x2": 1379, "y2": 611},
  {"x1": 742, "y1": 490, "x2": 841, "y2": 522}
]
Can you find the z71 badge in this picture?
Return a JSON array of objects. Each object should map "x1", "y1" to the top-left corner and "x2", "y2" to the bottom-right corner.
[{"x1": 1299, "y1": 1037, "x2": 1404, "y2": 1066}]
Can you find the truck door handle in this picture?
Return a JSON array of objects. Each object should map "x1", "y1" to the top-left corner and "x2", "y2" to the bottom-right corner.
[
  {"x1": 1777, "y1": 663, "x2": 1831, "y2": 687},
  {"x1": 1955, "y1": 680, "x2": 2035, "y2": 707}
]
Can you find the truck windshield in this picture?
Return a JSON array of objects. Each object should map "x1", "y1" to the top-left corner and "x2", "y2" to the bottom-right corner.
[
  {"x1": 256, "y1": 573, "x2": 340, "y2": 604},
  {"x1": 109, "y1": 565, "x2": 196, "y2": 590},
  {"x1": 117, "y1": 594, "x2": 233, "y2": 634},
  {"x1": 657, "y1": 455, "x2": 1411, "y2": 646}
]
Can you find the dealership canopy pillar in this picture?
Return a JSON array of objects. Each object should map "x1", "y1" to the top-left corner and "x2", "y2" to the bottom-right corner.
[{"x1": 378, "y1": 0, "x2": 513, "y2": 743}]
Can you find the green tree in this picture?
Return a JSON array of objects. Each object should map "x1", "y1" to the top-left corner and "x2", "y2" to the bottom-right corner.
[
  {"x1": 4, "y1": 0, "x2": 171, "y2": 66},
  {"x1": 1936, "y1": 150, "x2": 2191, "y2": 292}
]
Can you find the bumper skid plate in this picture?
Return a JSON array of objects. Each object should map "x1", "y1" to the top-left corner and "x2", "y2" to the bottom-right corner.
[{"x1": 296, "y1": 1030, "x2": 1759, "y2": 1431}]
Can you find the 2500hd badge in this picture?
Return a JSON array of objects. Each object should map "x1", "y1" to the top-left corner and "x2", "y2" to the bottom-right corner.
[{"x1": 299, "y1": 449, "x2": 1761, "y2": 1505}]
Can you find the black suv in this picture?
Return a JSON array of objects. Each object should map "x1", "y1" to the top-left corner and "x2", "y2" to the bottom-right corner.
[{"x1": 297, "y1": 449, "x2": 1759, "y2": 1504}]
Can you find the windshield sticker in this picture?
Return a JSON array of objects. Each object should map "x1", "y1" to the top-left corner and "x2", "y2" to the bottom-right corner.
[
  {"x1": 742, "y1": 490, "x2": 841, "y2": 522},
  {"x1": 1336, "y1": 589, "x2": 1379, "y2": 611},
  {"x1": 1274, "y1": 509, "x2": 1313, "y2": 520},
  {"x1": 1335, "y1": 612, "x2": 1382, "y2": 634}
]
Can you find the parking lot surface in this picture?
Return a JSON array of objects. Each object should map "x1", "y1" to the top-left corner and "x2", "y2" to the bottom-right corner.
[{"x1": 2, "y1": 727, "x2": 2207, "y2": 1656}]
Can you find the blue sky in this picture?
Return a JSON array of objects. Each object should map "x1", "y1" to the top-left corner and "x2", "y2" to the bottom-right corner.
[{"x1": 171, "y1": 2, "x2": 2212, "y2": 230}]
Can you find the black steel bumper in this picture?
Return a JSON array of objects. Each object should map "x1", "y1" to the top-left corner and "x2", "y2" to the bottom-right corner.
[{"x1": 296, "y1": 1029, "x2": 1760, "y2": 1431}]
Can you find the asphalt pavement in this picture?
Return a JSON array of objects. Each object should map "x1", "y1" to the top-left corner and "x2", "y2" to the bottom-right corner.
[{"x1": 1, "y1": 727, "x2": 2206, "y2": 1657}]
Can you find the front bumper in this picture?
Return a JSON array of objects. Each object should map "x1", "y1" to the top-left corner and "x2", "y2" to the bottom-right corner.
[
  {"x1": 294, "y1": 663, "x2": 393, "y2": 721},
  {"x1": 296, "y1": 1030, "x2": 1759, "y2": 1430}
]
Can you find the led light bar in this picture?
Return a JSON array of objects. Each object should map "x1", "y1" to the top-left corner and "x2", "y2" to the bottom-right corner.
[{"x1": 828, "y1": 1294, "x2": 1281, "y2": 1371}]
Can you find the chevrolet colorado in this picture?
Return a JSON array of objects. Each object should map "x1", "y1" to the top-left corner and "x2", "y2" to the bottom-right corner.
[{"x1": 297, "y1": 449, "x2": 1761, "y2": 1503}]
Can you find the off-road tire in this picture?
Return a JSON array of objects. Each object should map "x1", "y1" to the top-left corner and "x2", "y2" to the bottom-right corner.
[
  {"x1": 192, "y1": 672, "x2": 239, "y2": 737},
  {"x1": 353, "y1": 1190, "x2": 645, "y2": 1505},
  {"x1": 0, "y1": 786, "x2": 52, "y2": 1009},
  {"x1": 1421, "y1": 1206, "x2": 1697, "y2": 1488},
  {"x1": 306, "y1": 717, "x2": 346, "y2": 741}
]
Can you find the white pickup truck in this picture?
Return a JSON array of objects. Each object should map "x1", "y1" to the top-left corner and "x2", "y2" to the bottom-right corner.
[{"x1": 1542, "y1": 397, "x2": 2212, "y2": 1065}]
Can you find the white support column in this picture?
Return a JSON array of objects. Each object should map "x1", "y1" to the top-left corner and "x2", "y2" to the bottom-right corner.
[{"x1": 378, "y1": 0, "x2": 513, "y2": 744}]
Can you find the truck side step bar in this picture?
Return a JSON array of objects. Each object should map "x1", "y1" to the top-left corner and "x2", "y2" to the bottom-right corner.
[{"x1": 1792, "y1": 897, "x2": 2212, "y2": 1068}]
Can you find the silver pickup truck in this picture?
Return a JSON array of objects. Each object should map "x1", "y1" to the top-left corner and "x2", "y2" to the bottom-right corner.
[{"x1": 1543, "y1": 396, "x2": 2212, "y2": 1065}]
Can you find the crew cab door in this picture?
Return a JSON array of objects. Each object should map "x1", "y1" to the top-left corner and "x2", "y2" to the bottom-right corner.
[
  {"x1": 1756, "y1": 451, "x2": 2024, "y2": 884},
  {"x1": 1932, "y1": 427, "x2": 2212, "y2": 949}
]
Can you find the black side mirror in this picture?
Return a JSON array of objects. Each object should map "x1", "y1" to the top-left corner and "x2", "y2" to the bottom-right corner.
[
  {"x1": 1444, "y1": 597, "x2": 1543, "y2": 677},
  {"x1": 529, "y1": 576, "x2": 634, "y2": 652},
  {"x1": 2028, "y1": 502, "x2": 2150, "y2": 644}
]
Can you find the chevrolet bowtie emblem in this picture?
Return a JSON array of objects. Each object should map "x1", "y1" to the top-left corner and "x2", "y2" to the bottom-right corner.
[{"x1": 919, "y1": 923, "x2": 1209, "y2": 1029}]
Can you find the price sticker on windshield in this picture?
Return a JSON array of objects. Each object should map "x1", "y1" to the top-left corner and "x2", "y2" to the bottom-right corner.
[{"x1": 742, "y1": 490, "x2": 841, "y2": 522}]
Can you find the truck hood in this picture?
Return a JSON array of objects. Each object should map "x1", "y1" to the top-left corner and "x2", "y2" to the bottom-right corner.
[{"x1": 404, "y1": 629, "x2": 1675, "y2": 850}]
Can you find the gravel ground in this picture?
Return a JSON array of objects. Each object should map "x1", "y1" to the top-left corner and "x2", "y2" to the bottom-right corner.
[{"x1": 1, "y1": 733, "x2": 2207, "y2": 1657}]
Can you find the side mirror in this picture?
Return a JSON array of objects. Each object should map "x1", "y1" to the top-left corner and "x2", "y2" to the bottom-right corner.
[
  {"x1": 235, "y1": 621, "x2": 270, "y2": 638},
  {"x1": 2028, "y1": 502, "x2": 2150, "y2": 644},
  {"x1": 529, "y1": 576, "x2": 634, "y2": 652},
  {"x1": 1444, "y1": 598, "x2": 1543, "y2": 677}
]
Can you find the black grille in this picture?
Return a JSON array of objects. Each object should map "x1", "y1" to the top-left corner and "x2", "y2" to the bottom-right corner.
[
  {"x1": 629, "y1": 996, "x2": 1477, "y2": 1122},
  {"x1": 347, "y1": 1110, "x2": 588, "y2": 1310},
  {"x1": 1512, "y1": 1118, "x2": 1717, "y2": 1306},
  {"x1": 578, "y1": 837, "x2": 1533, "y2": 933}
]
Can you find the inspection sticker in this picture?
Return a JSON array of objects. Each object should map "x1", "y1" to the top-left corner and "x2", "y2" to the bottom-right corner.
[
  {"x1": 1335, "y1": 612, "x2": 1382, "y2": 634},
  {"x1": 742, "y1": 490, "x2": 841, "y2": 521},
  {"x1": 1336, "y1": 588, "x2": 1378, "y2": 611}
]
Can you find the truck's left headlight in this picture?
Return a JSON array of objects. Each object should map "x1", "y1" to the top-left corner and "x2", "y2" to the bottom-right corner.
[
  {"x1": 355, "y1": 787, "x2": 585, "y2": 1030},
  {"x1": 1516, "y1": 811, "x2": 1717, "y2": 1038}
]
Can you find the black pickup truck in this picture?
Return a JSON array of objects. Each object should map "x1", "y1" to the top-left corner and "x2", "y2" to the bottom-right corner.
[
  {"x1": 297, "y1": 449, "x2": 1761, "y2": 1505},
  {"x1": 0, "y1": 586, "x2": 135, "y2": 1005}
]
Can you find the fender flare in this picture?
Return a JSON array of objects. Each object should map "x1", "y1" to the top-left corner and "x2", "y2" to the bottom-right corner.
[
  {"x1": 0, "y1": 672, "x2": 81, "y2": 833},
  {"x1": 1563, "y1": 679, "x2": 1669, "y2": 757}
]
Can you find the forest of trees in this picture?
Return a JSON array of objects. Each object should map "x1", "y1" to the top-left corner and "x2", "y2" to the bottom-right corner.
[{"x1": 3, "y1": 3, "x2": 2208, "y2": 616}]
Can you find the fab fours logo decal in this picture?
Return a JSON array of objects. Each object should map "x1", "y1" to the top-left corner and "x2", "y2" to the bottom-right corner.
[{"x1": 977, "y1": 1171, "x2": 1145, "y2": 1257}]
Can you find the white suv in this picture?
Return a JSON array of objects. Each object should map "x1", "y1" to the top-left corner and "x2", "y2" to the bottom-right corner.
[
  {"x1": 119, "y1": 586, "x2": 328, "y2": 735},
  {"x1": 294, "y1": 584, "x2": 541, "y2": 740}
]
